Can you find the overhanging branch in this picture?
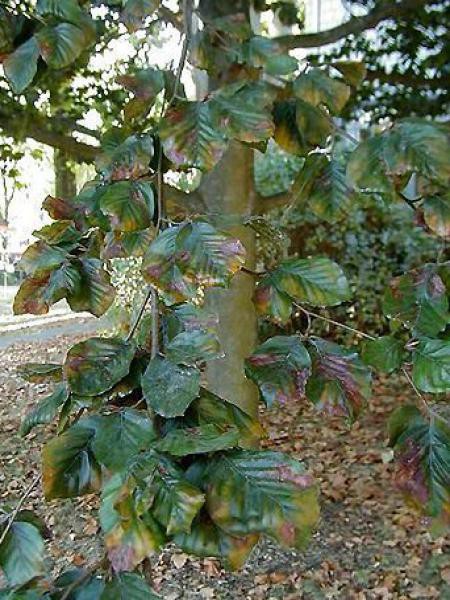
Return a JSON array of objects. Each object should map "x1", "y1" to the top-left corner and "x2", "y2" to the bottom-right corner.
[
  {"x1": 366, "y1": 69, "x2": 450, "y2": 90},
  {"x1": 276, "y1": 0, "x2": 431, "y2": 50}
]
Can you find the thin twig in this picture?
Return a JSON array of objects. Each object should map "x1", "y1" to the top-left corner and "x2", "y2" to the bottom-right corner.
[
  {"x1": 0, "y1": 473, "x2": 41, "y2": 547},
  {"x1": 150, "y1": 287, "x2": 159, "y2": 358},
  {"x1": 241, "y1": 266, "x2": 267, "y2": 277},
  {"x1": 167, "y1": 0, "x2": 192, "y2": 107},
  {"x1": 296, "y1": 305, "x2": 375, "y2": 340},
  {"x1": 126, "y1": 286, "x2": 153, "y2": 342}
]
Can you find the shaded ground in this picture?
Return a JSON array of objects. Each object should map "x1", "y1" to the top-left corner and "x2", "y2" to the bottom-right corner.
[{"x1": 1, "y1": 332, "x2": 449, "y2": 599}]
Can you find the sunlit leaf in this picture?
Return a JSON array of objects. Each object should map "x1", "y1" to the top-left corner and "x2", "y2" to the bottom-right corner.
[
  {"x1": 332, "y1": 61, "x2": 367, "y2": 87},
  {"x1": 142, "y1": 222, "x2": 246, "y2": 305},
  {"x1": 20, "y1": 382, "x2": 69, "y2": 437},
  {"x1": 389, "y1": 405, "x2": 450, "y2": 525},
  {"x1": 64, "y1": 337, "x2": 135, "y2": 396},
  {"x1": 412, "y1": 339, "x2": 450, "y2": 393},
  {"x1": 361, "y1": 336, "x2": 405, "y2": 374},
  {"x1": 242, "y1": 36, "x2": 297, "y2": 75},
  {"x1": 306, "y1": 338, "x2": 372, "y2": 421},
  {"x1": 206, "y1": 450, "x2": 319, "y2": 549},
  {"x1": 141, "y1": 356, "x2": 200, "y2": 418},
  {"x1": 160, "y1": 101, "x2": 228, "y2": 171},
  {"x1": 42, "y1": 420, "x2": 102, "y2": 499},
  {"x1": 293, "y1": 68, "x2": 350, "y2": 115},
  {"x1": 245, "y1": 336, "x2": 311, "y2": 407}
]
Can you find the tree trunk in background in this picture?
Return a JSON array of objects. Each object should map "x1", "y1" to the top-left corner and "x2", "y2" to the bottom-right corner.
[
  {"x1": 199, "y1": 0, "x2": 259, "y2": 418},
  {"x1": 203, "y1": 143, "x2": 259, "y2": 418},
  {"x1": 54, "y1": 149, "x2": 77, "y2": 198}
]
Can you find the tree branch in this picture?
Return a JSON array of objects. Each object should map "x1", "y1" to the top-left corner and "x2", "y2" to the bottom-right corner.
[
  {"x1": 365, "y1": 69, "x2": 450, "y2": 90},
  {"x1": 0, "y1": 108, "x2": 99, "y2": 162},
  {"x1": 255, "y1": 190, "x2": 292, "y2": 214},
  {"x1": 276, "y1": 0, "x2": 431, "y2": 50}
]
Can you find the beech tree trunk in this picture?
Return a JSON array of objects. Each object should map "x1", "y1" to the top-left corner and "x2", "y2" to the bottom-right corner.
[
  {"x1": 202, "y1": 143, "x2": 259, "y2": 418},
  {"x1": 198, "y1": 0, "x2": 259, "y2": 418}
]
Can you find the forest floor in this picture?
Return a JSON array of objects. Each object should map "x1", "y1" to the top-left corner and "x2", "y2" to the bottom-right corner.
[{"x1": 0, "y1": 330, "x2": 449, "y2": 600}]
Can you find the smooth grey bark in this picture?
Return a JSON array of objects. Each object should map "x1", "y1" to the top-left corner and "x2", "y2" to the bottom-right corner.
[{"x1": 202, "y1": 142, "x2": 260, "y2": 419}]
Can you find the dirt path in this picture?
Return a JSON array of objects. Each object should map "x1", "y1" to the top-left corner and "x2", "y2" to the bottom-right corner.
[{"x1": 0, "y1": 333, "x2": 448, "y2": 599}]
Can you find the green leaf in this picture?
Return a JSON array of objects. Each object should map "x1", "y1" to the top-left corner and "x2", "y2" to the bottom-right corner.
[
  {"x1": 293, "y1": 68, "x2": 350, "y2": 115},
  {"x1": 100, "y1": 474, "x2": 164, "y2": 572},
  {"x1": 165, "y1": 305, "x2": 221, "y2": 364},
  {"x1": 99, "y1": 180, "x2": 154, "y2": 232},
  {"x1": 42, "y1": 421, "x2": 101, "y2": 499},
  {"x1": 100, "y1": 572, "x2": 160, "y2": 599},
  {"x1": 92, "y1": 409, "x2": 157, "y2": 470},
  {"x1": 295, "y1": 99, "x2": 333, "y2": 147},
  {"x1": 156, "y1": 424, "x2": 239, "y2": 456},
  {"x1": 64, "y1": 337, "x2": 135, "y2": 397},
  {"x1": 20, "y1": 382, "x2": 69, "y2": 437},
  {"x1": 210, "y1": 82, "x2": 275, "y2": 144},
  {"x1": 206, "y1": 450, "x2": 319, "y2": 549},
  {"x1": 144, "y1": 453, "x2": 205, "y2": 535},
  {"x1": 361, "y1": 336, "x2": 406, "y2": 374},
  {"x1": 97, "y1": 133, "x2": 154, "y2": 181},
  {"x1": 18, "y1": 241, "x2": 69, "y2": 276},
  {"x1": 348, "y1": 119, "x2": 450, "y2": 193},
  {"x1": 3, "y1": 38, "x2": 40, "y2": 93},
  {"x1": 245, "y1": 336, "x2": 311, "y2": 407},
  {"x1": 142, "y1": 222, "x2": 246, "y2": 305},
  {"x1": 117, "y1": 68, "x2": 165, "y2": 119},
  {"x1": 13, "y1": 263, "x2": 81, "y2": 315},
  {"x1": 121, "y1": 0, "x2": 160, "y2": 32},
  {"x1": 423, "y1": 194, "x2": 450, "y2": 238},
  {"x1": 191, "y1": 389, "x2": 264, "y2": 449},
  {"x1": 36, "y1": 0, "x2": 87, "y2": 24},
  {"x1": 389, "y1": 405, "x2": 450, "y2": 524},
  {"x1": 383, "y1": 265, "x2": 449, "y2": 337},
  {"x1": 66, "y1": 258, "x2": 115, "y2": 317},
  {"x1": 332, "y1": 61, "x2": 367, "y2": 87},
  {"x1": 17, "y1": 362, "x2": 62, "y2": 383},
  {"x1": 160, "y1": 101, "x2": 228, "y2": 171},
  {"x1": 33, "y1": 220, "x2": 82, "y2": 246},
  {"x1": 174, "y1": 516, "x2": 259, "y2": 570},
  {"x1": 36, "y1": 23, "x2": 90, "y2": 69},
  {"x1": 306, "y1": 339, "x2": 372, "y2": 421},
  {"x1": 412, "y1": 339, "x2": 450, "y2": 393},
  {"x1": 141, "y1": 357, "x2": 200, "y2": 418},
  {"x1": 254, "y1": 257, "x2": 350, "y2": 323},
  {"x1": 242, "y1": 36, "x2": 297, "y2": 75},
  {"x1": 292, "y1": 153, "x2": 355, "y2": 223},
  {"x1": 0, "y1": 520, "x2": 45, "y2": 587}
]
